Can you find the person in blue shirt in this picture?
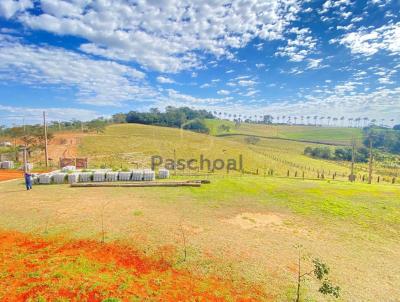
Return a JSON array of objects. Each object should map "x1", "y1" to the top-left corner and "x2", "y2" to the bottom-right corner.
[{"x1": 24, "y1": 172, "x2": 32, "y2": 190}]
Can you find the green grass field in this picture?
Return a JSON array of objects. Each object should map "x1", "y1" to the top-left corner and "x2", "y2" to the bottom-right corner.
[{"x1": 1, "y1": 176, "x2": 399, "y2": 301}]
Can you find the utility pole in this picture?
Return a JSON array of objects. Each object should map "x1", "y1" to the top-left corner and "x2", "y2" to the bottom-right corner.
[
  {"x1": 350, "y1": 137, "x2": 356, "y2": 182},
  {"x1": 43, "y1": 111, "x2": 49, "y2": 168},
  {"x1": 23, "y1": 146, "x2": 28, "y2": 173},
  {"x1": 368, "y1": 137, "x2": 373, "y2": 184},
  {"x1": 173, "y1": 149, "x2": 177, "y2": 176}
]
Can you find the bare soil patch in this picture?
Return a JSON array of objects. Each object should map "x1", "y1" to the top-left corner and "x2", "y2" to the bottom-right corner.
[
  {"x1": 0, "y1": 170, "x2": 23, "y2": 181},
  {"x1": 224, "y1": 212, "x2": 284, "y2": 230}
]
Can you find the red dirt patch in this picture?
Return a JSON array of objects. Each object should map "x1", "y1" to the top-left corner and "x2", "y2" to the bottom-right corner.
[
  {"x1": 0, "y1": 170, "x2": 23, "y2": 181},
  {"x1": 0, "y1": 231, "x2": 268, "y2": 302}
]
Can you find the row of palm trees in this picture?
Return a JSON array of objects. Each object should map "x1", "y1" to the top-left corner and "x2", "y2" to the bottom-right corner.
[{"x1": 211, "y1": 112, "x2": 395, "y2": 128}]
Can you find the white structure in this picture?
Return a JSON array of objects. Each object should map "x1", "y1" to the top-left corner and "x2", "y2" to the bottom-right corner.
[
  {"x1": 61, "y1": 166, "x2": 76, "y2": 172},
  {"x1": 79, "y1": 172, "x2": 92, "y2": 182},
  {"x1": 106, "y1": 171, "x2": 119, "y2": 182},
  {"x1": 158, "y1": 169, "x2": 170, "y2": 179},
  {"x1": 0, "y1": 141, "x2": 12, "y2": 147},
  {"x1": 118, "y1": 171, "x2": 132, "y2": 181},
  {"x1": 132, "y1": 169, "x2": 144, "y2": 181},
  {"x1": 38, "y1": 174, "x2": 52, "y2": 184},
  {"x1": 53, "y1": 173, "x2": 67, "y2": 184},
  {"x1": 1, "y1": 161, "x2": 14, "y2": 169},
  {"x1": 143, "y1": 169, "x2": 155, "y2": 181},
  {"x1": 93, "y1": 171, "x2": 106, "y2": 182},
  {"x1": 68, "y1": 173, "x2": 80, "y2": 184}
]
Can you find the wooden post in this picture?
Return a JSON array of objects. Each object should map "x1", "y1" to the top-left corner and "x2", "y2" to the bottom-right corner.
[
  {"x1": 350, "y1": 137, "x2": 356, "y2": 182},
  {"x1": 368, "y1": 139, "x2": 373, "y2": 184},
  {"x1": 23, "y1": 146, "x2": 27, "y2": 173},
  {"x1": 43, "y1": 111, "x2": 49, "y2": 168}
]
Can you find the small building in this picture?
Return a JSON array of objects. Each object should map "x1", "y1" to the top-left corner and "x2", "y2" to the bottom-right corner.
[{"x1": 0, "y1": 141, "x2": 12, "y2": 147}]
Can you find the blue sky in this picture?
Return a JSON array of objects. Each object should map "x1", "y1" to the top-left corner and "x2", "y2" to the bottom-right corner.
[{"x1": 0, "y1": 0, "x2": 399, "y2": 126}]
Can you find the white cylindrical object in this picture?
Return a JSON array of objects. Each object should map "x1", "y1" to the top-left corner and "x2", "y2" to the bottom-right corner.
[
  {"x1": 158, "y1": 169, "x2": 170, "y2": 179},
  {"x1": 39, "y1": 174, "x2": 52, "y2": 184},
  {"x1": 1, "y1": 161, "x2": 14, "y2": 169},
  {"x1": 93, "y1": 171, "x2": 106, "y2": 182},
  {"x1": 68, "y1": 173, "x2": 80, "y2": 184},
  {"x1": 79, "y1": 172, "x2": 92, "y2": 182},
  {"x1": 131, "y1": 169, "x2": 144, "y2": 181},
  {"x1": 118, "y1": 171, "x2": 132, "y2": 181},
  {"x1": 106, "y1": 171, "x2": 119, "y2": 182},
  {"x1": 53, "y1": 173, "x2": 67, "y2": 184},
  {"x1": 32, "y1": 175, "x2": 40, "y2": 184},
  {"x1": 143, "y1": 169, "x2": 155, "y2": 181}
]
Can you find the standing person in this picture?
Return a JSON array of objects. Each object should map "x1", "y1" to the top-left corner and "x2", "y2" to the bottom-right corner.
[{"x1": 24, "y1": 172, "x2": 33, "y2": 190}]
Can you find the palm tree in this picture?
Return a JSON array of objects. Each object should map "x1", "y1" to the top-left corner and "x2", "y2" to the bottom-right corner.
[
  {"x1": 294, "y1": 116, "x2": 298, "y2": 125},
  {"x1": 333, "y1": 117, "x2": 338, "y2": 126},
  {"x1": 327, "y1": 116, "x2": 331, "y2": 126},
  {"x1": 340, "y1": 116, "x2": 345, "y2": 127},
  {"x1": 314, "y1": 116, "x2": 318, "y2": 126},
  {"x1": 306, "y1": 116, "x2": 310, "y2": 125},
  {"x1": 348, "y1": 118, "x2": 353, "y2": 127},
  {"x1": 319, "y1": 116, "x2": 325, "y2": 126},
  {"x1": 363, "y1": 117, "x2": 369, "y2": 127}
]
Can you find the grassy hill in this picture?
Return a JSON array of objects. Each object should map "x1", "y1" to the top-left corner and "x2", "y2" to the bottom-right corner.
[
  {"x1": 205, "y1": 119, "x2": 363, "y2": 145},
  {"x1": 78, "y1": 123, "x2": 362, "y2": 180}
]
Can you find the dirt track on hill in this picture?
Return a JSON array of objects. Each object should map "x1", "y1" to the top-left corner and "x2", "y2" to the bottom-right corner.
[{"x1": 48, "y1": 132, "x2": 89, "y2": 161}]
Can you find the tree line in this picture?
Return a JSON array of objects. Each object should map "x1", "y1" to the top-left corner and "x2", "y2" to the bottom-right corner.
[{"x1": 114, "y1": 106, "x2": 214, "y2": 133}]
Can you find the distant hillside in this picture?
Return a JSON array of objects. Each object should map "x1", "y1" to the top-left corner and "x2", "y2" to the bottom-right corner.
[
  {"x1": 78, "y1": 123, "x2": 362, "y2": 179},
  {"x1": 204, "y1": 119, "x2": 363, "y2": 145}
]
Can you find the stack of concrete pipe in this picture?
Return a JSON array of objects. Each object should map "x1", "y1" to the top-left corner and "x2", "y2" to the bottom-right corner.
[
  {"x1": 106, "y1": 171, "x2": 119, "y2": 182},
  {"x1": 33, "y1": 167, "x2": 169, "y2": 185},
  {"x1": 68, "y1": 173, "x2": 80, "y2": 184},
  {"x1": 118, "y1": 171, "x2": 132, "y2": 181},
  {"x1": 131, "y1": 169, "x2": 144, "y2": 181},
  {"x1": 143, "y1": 169, "x2": 156, "y2": 181},
  {"x1": 53, "y1": 173, "x2": 67, "y2": 184},
  {"x1": 158, "y1": 169, "x2": 170, "y2": 179},
  {"x1": 93, "y1": 171, "x2": 106, "y2": 182},
  {"x1": 0, "y1": 161, "x2": 14, "y2": 169},
  {"x1": 79, "y1": 172, "x2": 92, "y2": 182},
  {"x1": 38, "y1": 174, "x2": 52, "y2": 184}
]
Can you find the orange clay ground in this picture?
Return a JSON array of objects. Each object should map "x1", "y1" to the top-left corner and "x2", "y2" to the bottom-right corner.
[
  {"x1": 0, "y1": 170, "x2": 23, "y2": 182},
  {"x1": 0, "y1": 231, "x2": 266, "y2": 302}
]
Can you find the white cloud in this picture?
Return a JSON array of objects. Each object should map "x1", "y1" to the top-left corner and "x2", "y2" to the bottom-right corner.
[
  {"x1": 306, "y1": 58, "x2": 324, "y2": 69},
  {"x1": 0, "y1": 104, "x2": 99, "y2": 124},
  {"x1": 276, "y1": 27, "x2": 317, "y2": 61},
  {"x1": 16, "y1": 0, "x2": 301, "y2": 73},
  {"x1": 157, "y1": 76, "x2": 175, "y2": 84},
  {"x1": 0, "y1": 0, "x2": 32, "y2": 19},
  {"x1": 256, "y1": 63, "x2": 266, "y2": 68},
  {"x1": 335, "y1": 22, "x2": 400, "y2": 56},
  {"x1": 217, "y1": 90, "x2": 230, "y2": 96},
  {"x1": 238, "y1": 80, "x2": 257, "y2": 87},
  {"x1": 0, "y1": 35, "x2": 156, "y2": 106}
]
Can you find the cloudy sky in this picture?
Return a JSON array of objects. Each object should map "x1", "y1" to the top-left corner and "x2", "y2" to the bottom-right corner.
[{"x1": 0, "y1": 0, "x2": 399, "y2": 125}]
